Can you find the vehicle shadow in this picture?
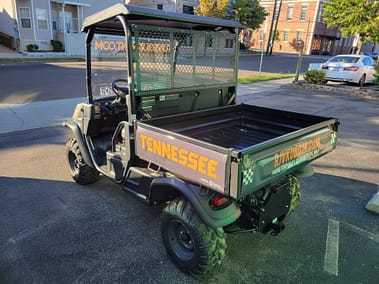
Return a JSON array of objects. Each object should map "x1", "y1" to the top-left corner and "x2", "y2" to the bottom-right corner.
[
  {"x1": 201, "y1": 173, "x2": 379, "y2": 284},
  {"x1": 0, "y1": 126, "x2": 70, "y2": 150},
  {"x1": 1, "y1": 173, "x2": 378, "y2": 283}
]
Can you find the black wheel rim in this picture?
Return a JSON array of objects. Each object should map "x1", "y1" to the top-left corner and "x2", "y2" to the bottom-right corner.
[
  {"x1": 167, "y1": 220, "x2": 195, "y2": 260},
  {"x1": 68, "y1": 151, "x2": 79, "y2": 174}
]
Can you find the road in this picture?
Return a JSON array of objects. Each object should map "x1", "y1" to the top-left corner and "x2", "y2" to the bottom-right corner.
[
  {"x1": 1, "y1": 80, "x2": 378, "y2": 283},
  {"x1": 0, "y1": 54, "x2": 328, "y2": 104}
]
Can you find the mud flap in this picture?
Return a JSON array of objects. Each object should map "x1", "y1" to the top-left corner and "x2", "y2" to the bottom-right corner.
[{"x1": 63, "y1": 120, "x2": 94, "y2": 168}]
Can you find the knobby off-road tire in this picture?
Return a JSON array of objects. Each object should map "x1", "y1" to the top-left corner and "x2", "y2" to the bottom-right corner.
[
  {"x1": 160, "y1": 198, "x2": 227, "y2": 277},
  {"x1": 66, "y1": 138, "x2": 99, "y2": 185}
]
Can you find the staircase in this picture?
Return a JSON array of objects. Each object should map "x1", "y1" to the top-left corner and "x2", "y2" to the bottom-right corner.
[{"x1": 0, "y1": 44, "x2": 17, "y2": 53}]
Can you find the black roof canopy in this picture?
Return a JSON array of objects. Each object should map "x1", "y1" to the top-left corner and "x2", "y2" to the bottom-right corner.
[{"x1": 82, "y1": 4, "x2": 242, "y2": 34}]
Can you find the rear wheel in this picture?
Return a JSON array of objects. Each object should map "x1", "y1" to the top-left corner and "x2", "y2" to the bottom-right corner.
[
  {"x1": 160, "y1": 198, "x2": 227, "y2": 277},
  {"x1": 66, "y1": 138, "x2": 99, "y2": 185},
  {"x1": 358, "y1": 74, "x2": 366, "y2": 87}
]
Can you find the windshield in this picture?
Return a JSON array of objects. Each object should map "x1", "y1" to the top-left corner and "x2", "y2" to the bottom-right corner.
[
  {"x1": 328, "y1": 56, "x2": 359, "y2": 64},
  {"x1": 131, "y1": 25, "x2": 238, "y2": 95},
  {"x1": 91, "y1": 34, "x2": 128, "y2": 98}
]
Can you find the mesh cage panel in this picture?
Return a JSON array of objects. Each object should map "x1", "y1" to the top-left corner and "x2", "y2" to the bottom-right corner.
[{"x1": 132, "y1": 25, "x2": 237, "y2": 95}]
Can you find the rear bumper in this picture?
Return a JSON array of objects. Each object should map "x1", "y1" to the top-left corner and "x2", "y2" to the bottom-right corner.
[{"x1": 325, "y1": 71, "x2": 359, "y2": 83}]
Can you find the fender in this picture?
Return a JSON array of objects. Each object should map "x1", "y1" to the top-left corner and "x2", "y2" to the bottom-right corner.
[
  {"x1": 63, "y1": 120, "x2": 94, "y2": 168},
  {"x1": 150, "y1": 177, "x2": 241, "y2": 228}
]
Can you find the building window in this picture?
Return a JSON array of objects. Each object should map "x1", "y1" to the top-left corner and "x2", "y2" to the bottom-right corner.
[
  {"x1": 317, "y1": 5, "x2": 324, "y2": 22},
  {"x1": 36, "y1": 8, "x2": 48, "y2": 30},
  {"x1": 259, "y1": 30, "x2": 265, "y2": 41},
  {"x1": 286, "y1": 5, "x2": 294, "y2": 21},
  {"x1": 207, "y1": 36, "x2": 213, "y2": 48},
  {"x1": 274, "y1": 4, "x2": 280, "y2": 19},
  {"x1": 283, "y1": 30, "x2": 289, "y2": 42},
  {"x1": 225, "y1": 39, "x2": 234, "y2": 48},
  {"x1": 296, "y1": 30, "x2": 303, "y2": 42},
  {"x1": 157, "y1": 4, "x2": 163, "y2": 10},
  {"x1": 300, "y1": 5, "x2": 308, "y2": 21},
  {"x1": 183, "y1": 5, "x2": 194, "y2": 14},
  {"x1": 19, "y1": 7, "x2": 31, "y2": 29}
]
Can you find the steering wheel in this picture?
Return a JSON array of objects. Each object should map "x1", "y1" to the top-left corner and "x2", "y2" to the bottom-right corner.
[{"x1": 112, "y1": 79, "x2": 129, "y2": 98}]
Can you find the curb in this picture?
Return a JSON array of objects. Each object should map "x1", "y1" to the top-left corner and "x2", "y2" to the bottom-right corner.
[{"x1": 287, "y1": 82, "x2": 379, "y2": 100}]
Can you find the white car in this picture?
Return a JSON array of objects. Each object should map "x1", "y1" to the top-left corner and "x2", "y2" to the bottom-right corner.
[{"x1": 321, "y1": 55, "x2": 376, "y2": 86}]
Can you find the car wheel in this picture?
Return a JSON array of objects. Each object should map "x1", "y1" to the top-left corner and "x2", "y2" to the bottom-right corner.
[
  {"x1": 161, "y1": 198, "x2": 227, "y2": 277},
  {"x1": 66, "y1": 138, "x2": 99, "y2": 185},
  {"x1": 358, "y1": 74, "x2": 366, "y2": 87}
]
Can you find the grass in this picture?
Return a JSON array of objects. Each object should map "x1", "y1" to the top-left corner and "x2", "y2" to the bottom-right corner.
[
  {"x1": 0, "y1": 57, "x2": 85, "y2": 63},
  {"x1": 238, "y1": 72, "x2": 295, "y2": 84}
]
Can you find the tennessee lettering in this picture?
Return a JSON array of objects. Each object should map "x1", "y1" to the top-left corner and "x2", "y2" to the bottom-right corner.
[
  {"x1": 139, "y1": 134, "x2": 218, "y2": 179},
  {"x1": 274, "y1": 136, "x2": 321, "y2": 168}
]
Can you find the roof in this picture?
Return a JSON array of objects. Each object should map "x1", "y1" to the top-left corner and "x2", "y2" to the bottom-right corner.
[{"x1": 82, "y1": 4, "x2": 242, "y2": 34}]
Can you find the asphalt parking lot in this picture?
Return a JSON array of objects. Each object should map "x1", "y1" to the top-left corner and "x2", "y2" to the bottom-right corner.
[{"x1": 1, "y1": 83, "x2": 378, "y2": 283}]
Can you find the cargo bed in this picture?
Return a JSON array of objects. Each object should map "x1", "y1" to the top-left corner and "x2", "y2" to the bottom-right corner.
[{"x1": 135, "y1": 104, "x2": 339, "y2": 199}]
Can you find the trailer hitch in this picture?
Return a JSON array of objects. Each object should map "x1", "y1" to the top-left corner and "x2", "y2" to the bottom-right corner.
[{"x1": 268, "y1": 222, "x2": 285, "y2": 236}]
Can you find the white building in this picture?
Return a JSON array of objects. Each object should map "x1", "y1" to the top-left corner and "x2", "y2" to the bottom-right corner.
[{"x1": 0, "y1": 0, "x2": 199, "y2": 55}]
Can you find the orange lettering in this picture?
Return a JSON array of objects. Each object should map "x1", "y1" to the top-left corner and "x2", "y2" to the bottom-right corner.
[
  {"x1": 178, "y1": 148, "x2": 188, "y2": 166},
  {"x1": 161, "y1": 142, "x2": 170, "y2": 159},
  {"x1": 187, "y1": 152, "x2": 199, "y2": 170},
  {"x1": 198, "y1": 156, "x2": 208, "y2": 175},
  {"x1": 153, "y1": 139, "x2": 161, "y2": 156},
  {"x1": 147, "y1": 136, "x2": 153, "y2": 152},
  {"x1": 140, "y1": 134, "x2": 147, "y2": 150},
  {"x1": 171, "y1": 145, "x2": 178, "y2": 162},
  {"x1": 207, "y1": 160, "x2": 218, "y2": 179}
]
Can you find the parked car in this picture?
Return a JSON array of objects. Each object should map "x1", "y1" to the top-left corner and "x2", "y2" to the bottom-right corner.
[{"x1": 320, "y1": 55, "x2": 376, "y2": 86}]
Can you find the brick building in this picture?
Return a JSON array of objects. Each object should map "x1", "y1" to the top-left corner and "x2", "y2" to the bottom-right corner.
[{"x1": 247, "y1": 0, "x2": 355, "y2": 55}]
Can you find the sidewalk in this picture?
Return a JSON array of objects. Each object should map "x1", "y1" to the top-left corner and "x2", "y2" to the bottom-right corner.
[
  {"x1": 0, "y1": 97, "x2": 83, "y2": 134},
  {"x1": 0, "y1": 78, "x2": 294, "y2": 134},
  {"x1": 0, "y1": 45, "x2": 79, "y2": 59}
]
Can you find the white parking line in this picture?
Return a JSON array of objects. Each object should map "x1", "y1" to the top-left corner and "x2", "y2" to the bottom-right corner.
[
  {"x1": 324, "y1": 218, "x2": 340, "y2": 276},
  {"x1": 342, "y1": 221, "x2": 379, "y2": 243}
]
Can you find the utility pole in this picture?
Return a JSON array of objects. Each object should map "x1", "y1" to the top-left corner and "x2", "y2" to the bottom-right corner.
[
  {"x1": 269, "y1": 0, "x2": 282, "y2": 55},
  {"x1": 294, "y1": 18, "x2": 311, "y2": 82},
  {"x1": 266, "y1": 0, "x2": 278, "y2": 55}
]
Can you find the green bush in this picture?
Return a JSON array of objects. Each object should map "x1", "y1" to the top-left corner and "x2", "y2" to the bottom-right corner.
[
  {"x1": 26, "y1": 44, "x2": 38, "y2": 52},
  {"x1": 303, "y1": 69, "x2": 326, "y2": 84},
  {"x1": 50, "y1": 40, "x2": 64, "y2": 52},
  {"x1": 374, "y1": 62, "x2": 379, "y2": 85}
]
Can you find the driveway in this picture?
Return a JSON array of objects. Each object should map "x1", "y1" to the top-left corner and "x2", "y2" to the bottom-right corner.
[{"x1": 0, "y1": 83, "x2": 378, "y2": 283}]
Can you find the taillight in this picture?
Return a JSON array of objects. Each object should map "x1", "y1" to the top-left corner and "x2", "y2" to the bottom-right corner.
[
  {"x1": 343, "y1": 66, "x2": 359, "y2": 71},
  {"x1": 210, "y1": 195, "x2": 230, "y2": 208},
  {"x1": 321, "y1": 66, "x2": 328, "y2": 70}
]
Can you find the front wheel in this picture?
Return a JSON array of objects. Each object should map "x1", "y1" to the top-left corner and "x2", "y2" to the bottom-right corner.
[
  {"x1": 358, "y1": 74, "x2": 366, "y2": 87},
  {"x1": 66, "y1": 138, "x2": 99, "y2": 185},
  {"x1": 160, "y1": 198, "x2": 227, "y2": 277}
]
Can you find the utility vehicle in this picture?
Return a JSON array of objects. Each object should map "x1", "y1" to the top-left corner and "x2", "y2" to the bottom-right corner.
[{"x1": 65, "y1": 4, "x2": 339, "y2": 276}]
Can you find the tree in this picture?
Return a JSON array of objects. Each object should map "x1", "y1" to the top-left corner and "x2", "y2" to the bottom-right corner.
[
  {"x1": 195, "y1": 0, "x2": 268, "y2": 31},
  {"x1": 231, "y1": 0, "x2": 268, "y2": 30},
  {"x1": 322, "y1": 0, "x2": 379, "y2": 53},
  {"x1": 195, "y1": 0, "x2": 230, "y2": 19}
]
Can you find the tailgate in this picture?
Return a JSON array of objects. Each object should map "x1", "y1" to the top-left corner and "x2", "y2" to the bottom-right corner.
[
  {"x1": 135, "y1": 122, "x2": 232, "y2": 193},
  {"x1": 233, "y1": 121, "x2": 338, "y2": 199}
]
